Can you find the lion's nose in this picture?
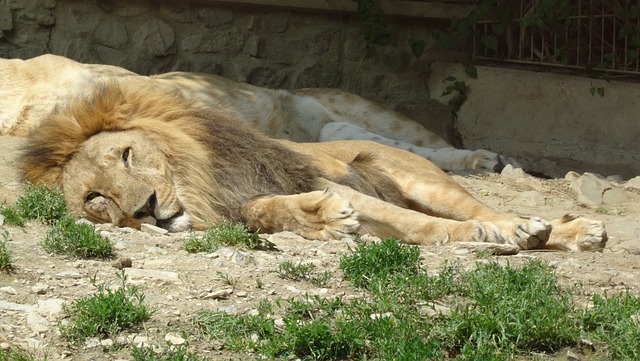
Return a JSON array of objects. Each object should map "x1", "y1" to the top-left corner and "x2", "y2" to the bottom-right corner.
[{"x1": 133, "y1": 192, "x2": 157, "y2": 219}]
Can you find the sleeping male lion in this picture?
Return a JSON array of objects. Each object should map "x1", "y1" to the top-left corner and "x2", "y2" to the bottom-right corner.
[
  {"x1": 19, "y1": 83, "x2": 606, "y2": 251},
  {"x1": 2, "y1": 54, "x2": 515, "y2": 172}
]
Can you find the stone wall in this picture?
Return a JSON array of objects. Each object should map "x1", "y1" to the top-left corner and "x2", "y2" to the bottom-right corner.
[{"x1": 0, "y1": 0, "x2": 455, "y2": 140}]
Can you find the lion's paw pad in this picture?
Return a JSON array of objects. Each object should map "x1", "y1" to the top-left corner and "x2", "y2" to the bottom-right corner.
[{"x1": 314, "y1": 191, "x2": 360, "y2": 240}]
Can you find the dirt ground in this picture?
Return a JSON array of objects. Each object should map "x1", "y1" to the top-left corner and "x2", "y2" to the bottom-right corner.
[{"x1": 0, "y1": 135, "x2": 639, "y2": 360}]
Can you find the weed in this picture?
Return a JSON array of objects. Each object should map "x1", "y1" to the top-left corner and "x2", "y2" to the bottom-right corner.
[
  {"x1": 192, "y1": 310, "x2": 275, "y2": 350},
  {"x1": 131, "y1": 344, "x2": 206, "y2": 361},
  {"x1": 582, "y1": 291, "x2": 640, "y2": 359},
  {"x1": 60, "y1": 271, "x2": 152, "y2": 345},
  {"x1": 216, "y1": 271, "x2": 237, "y2": 287},
  {"x1": 595, "y1": 207, "x2": 609, "y2": 215},
  {"x1": 0, "y1": 230, "x2": 13, "y2": 273},
  {"x1": 0, "y1": 347, "x2": 38, "y2": 361},
  {"x1": 277, "y1": 261, "x2": 332, "y2": 287},
  {"x1": 183, "y1": 220, "x2": 275, "y2": 253},
  {"x1": 0, "y1": 184, "x2": 67, "y2": 226},
  {"x1": 42, "y1": 216, "x2": 114, "y2": 259},
  {"x1": 339, "y1": 238, "x2": 421, "y2": 288}
]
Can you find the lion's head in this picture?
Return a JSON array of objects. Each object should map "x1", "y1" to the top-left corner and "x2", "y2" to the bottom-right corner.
[{"x1": 19, "y1": 83, "x2": 232, "y2": 231}]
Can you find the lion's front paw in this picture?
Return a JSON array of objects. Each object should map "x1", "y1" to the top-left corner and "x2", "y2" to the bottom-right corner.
[
  {"x1": 298, "y1": 190, "x2": 360, "y2": 241},
  {"x1": 482, "y1": 217, "x2": 551, "y2": 249},
  {"x1": 547, "y1": 214, "x2": 608, "y2": 251}
]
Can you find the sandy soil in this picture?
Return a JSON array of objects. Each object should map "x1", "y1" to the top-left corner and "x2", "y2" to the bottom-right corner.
[{"x1": 0, "y1": 135, "x2": 639, "y2": 360}]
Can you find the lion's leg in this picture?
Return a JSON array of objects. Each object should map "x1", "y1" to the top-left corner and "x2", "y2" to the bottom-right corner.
[
  {"x1": 241, "y1": 190, "x2": 360, "y2": 241},
  {"x1": 319, "y1": 122, "x2": 521, "y2": 171},
  {"x1": 314, "y1": 179, "x2": 505, "y2": 245}
]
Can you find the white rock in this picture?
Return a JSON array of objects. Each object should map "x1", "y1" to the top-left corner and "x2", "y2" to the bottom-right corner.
[
  {"x1": 26, "y1": 312, "x2": 49, "y2": 333},
  {"x1": 202, "y1": 288, "x2": 233, "y2": 300},
  {"x1": 31, "y1": 283, "x2": 49, "y2": 294},
  {"x1": 625, "y1": 176, "x2": 640, "y2": 191},
  {"x1": 164, "y1": 333, "x2": 186, "y2": 345},
  {"x1": 0, "y1": 286, "x2": 17, "y2": 295},
  {"x1": 125, "y1": 268, "x2": 182, "y2": 284},
  {"x1": 37, "y1": 299, "x2": 65, "y2": 315},
  {"x1": 141, "y1": 223, "x2": 169, "y2": 235},
  {"x1": 53, "y1": 271, "x2": 82, "y2": 279},
  {"x1": 501, "y1": 164, "x2": 527, "y2": 178}
]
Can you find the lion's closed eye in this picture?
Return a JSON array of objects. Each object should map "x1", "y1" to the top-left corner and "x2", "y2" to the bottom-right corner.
[
  {"x1": 122, "y1": 147, "x2": 131, "y2": 167},
  {"x1": 85, "y1": 192, "x2": 103, "y2": 202}
]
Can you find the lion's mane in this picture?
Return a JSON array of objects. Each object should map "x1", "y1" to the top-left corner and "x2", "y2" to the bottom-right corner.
[{"x1": 19, "y1": 83, "x2": 324, "y2": 226}]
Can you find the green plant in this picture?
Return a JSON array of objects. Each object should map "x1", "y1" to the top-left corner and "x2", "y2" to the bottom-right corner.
[
  {"x1": 277, "y1": 261, "x2": 332, "y2": 287},
  {"x1": 0, "y1": 184, "x2": 67, "y2": 226},
  {"x1": 0, "y1": 346, "x2": 38, "y2": 361},
  {"x1": 339, "y1": 238, "x2": 421, "y2": 288},
  {"x1": 42, "y1": 216, "x2": 114, "y2": 259},
  {"x1": 0, "y1": 230, "x2": 13, "y2": 273},
  {"x1": 60, "y1": 271, "x2": 152, "y2": 345},
  {"x1": 131, "y1": 344, "x2": 206, "y2": 361},
  {"x1": 183, "y1": 220, "x2": 275, "y2": 253},
  {"x1": 582, "y1": 291, "x2": 640, "y2": 360}
]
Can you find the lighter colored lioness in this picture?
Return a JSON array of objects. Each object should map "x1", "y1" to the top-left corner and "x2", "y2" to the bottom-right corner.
[
  {"x1": 19, "y1": 82, "x2": 606, "y2": 251},
  {"x1": 1, "y1": 54, "x2": 517, "y2": 172}
]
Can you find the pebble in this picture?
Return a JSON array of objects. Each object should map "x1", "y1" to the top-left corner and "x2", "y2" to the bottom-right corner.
[
  {"x1": 501, "y1": 164, "x2": 527, "y2": 178},
  {"x1": 125, "y1": 268, "x2": 182, "y2": 284},
  {"x1": 202, "y1": 288, "x2": 233, "y2": 300},
  {"x1": 26, "y1": 312, "x2": 49, "y2": 333},
  {"x1": 31, "y1": 283, "x2": 49, "y2": 295},
  {"x1": 141, "y1": 223, "x2": 169, "y2": 236},
  {"x1": 164, "y1": 333, "x2": 186, "y2": 345},
  {"x1": 53, "y1": 271, "x2": 82, "y2": 279},
  {"x1": 0, "y1": 286, "x2": 17, "y2": 295}
]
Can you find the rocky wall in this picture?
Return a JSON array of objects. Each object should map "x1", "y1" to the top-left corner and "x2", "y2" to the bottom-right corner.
[{"x1": 0, "y1": 0, "x2": 455, "y2": 141}]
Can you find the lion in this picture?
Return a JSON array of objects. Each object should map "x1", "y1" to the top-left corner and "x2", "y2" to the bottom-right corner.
[
  {"x1": 1, "y1": 54, "x2": 516, "y2": 172},
  {"x1": 18, "y1": 82, "x2": 606, "y2": 252}
]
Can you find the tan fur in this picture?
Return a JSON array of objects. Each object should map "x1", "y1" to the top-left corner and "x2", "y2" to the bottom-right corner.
[
  {"x1": 2, "y1": 54, "x2": 519, "y2": 172},
  {"x1": 19, "y1": 83, "x2": 607, "y2": 251}
]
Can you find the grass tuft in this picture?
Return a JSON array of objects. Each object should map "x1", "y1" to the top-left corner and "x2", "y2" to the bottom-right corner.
[
  {"x1": 339, "y1": 238, "x2": 421, "y2": 288},
  {"x1": 277, "y1": 261, "x2": 332, "y2": 287},
  {"x1": 0, "y1": 346, "x2": 38, "y2": 361},
  {"x1": 0, "y1": 230, "x2": 13, "y2": 273},
  {"x1": 0, "y1": 184, "x2": 67, "y2": 226},
  {"x1": 131, "y1": 344, "x2": 206, "y2": 361},
  {"x1": 60, "y1": 271, "x2": 152, "y2": 345},
  {"x1": 184, "y1": 220, "x2": 275, "y2": 253},
  {"x1": 42, "y1": 216, "x2": 114, "y2": 259}
]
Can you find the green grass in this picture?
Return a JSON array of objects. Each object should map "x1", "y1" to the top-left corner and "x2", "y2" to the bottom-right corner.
[
  {"x1": 0, "y1": 230, "x2": 13, "y2": 272},
  {"x1": 183, "y1": 220, "x2": 276, "y2": 253},
  {"x1": 276, "y1": 261, "x2": 332, "y2": 287},
  {"x1": 60, "y1": 271, "x2": 152, "y2": 345},
  {"x1": 131, "y1": 344, "x2": 206, "y2": 361},
  {"x1": 42, "y1": 216, "x2": 114, "y2": 259},
  {"x1": 192, "y1": 239, "x2": 640, "y2": 360},
  {"x1": 582, "y1": 291, "x2": 640, "y2": 359},
  {"x1": 0, "y1": 347, "x2": 38, "y2": 361},
  {"x1": 0, "y1": 184, "x2": 67, "y2": 226}
]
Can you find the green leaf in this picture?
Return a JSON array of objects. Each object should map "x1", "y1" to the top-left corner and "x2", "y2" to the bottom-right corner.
[
  {"x1": 464, "y1": 63, "x2": 478, "y2": 78},
  {"x1": 410, "y1": 40, "x2": 426, "y2": 59},
  {"x1": 597, "y1": 87, "x2": 605, "y2": 97},
  {"x1": 443, "y1": 76, "x2": 457, "y2": 82},
  {"x1": 482, "y1": 35, "x2": 499, "y2": 51},
  {"x1": 373, "y1": 33, "x2": 392, "y2": 46},
  {"x1": 589, "y1": 87, "x2": 596, "y2": 96}
]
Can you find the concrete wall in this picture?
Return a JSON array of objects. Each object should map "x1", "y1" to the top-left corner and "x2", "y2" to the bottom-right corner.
[
  {"x1": 0, "y1": 0, "x2": 455, "y2": 140},
  {"x1": 430, "y1": 62, "x2": 640, "y2": 178}
]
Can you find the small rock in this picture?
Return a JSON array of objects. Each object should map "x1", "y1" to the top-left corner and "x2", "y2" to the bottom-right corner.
[
  {"x1": 112, "y1": 258, "x2": 133, "y2": 269},
  {"x1": 0, "y1": 286, "x2": 17, "y2": 295},
  {"x1": 236, "y1": 291, "x2": 248, "y2": 298},
  {"x1": 77, "y1": 218, "x2": 95, "y2": 226},
  {"x1": 0, "y1": 214, "x2": 4, "y2": 227},
  {"x1": 37, "y1": 299, "x2": 65, "y2": 316},
  {"x1": 518, "y1": 190, "x2": 546, "y2": 206},
  {"x1": 370, "y1": 312, "x2": 393, "y2": 320},
  {"x1": 202, "y1": 288, "x2": 233, "y2": 300},
  {"x1": 100, "y1": 339, "x2": 114, "y2": 347},
  {"x1": 624, "y1": 176, "x2": 640, "y2": 191},
  {"x1": 501, "y1": 164, "x2": 526, "y2": 178},
  {"x1": 572, "y1": 173, "x2": 611, "y2": 204},
  {"x1": 213, "y1": 247, "x2": 255, "y2": 266},
  {"x1": 53, "y1": 271, "x2": 82, "y2": 279},
  {"x1": 274, "y1": 318, "x2": 285, "y2": 327},
  {"x1": 607, "y1": 175, "x2": 624, "y2": 182},
  {"x1": 218, "y1": 305, "x2": 237, "y2": 314},
  {"x1": 286, "y1": 285, "x2": 302, "y2": 294},
  {"x1": 125, "y1": 268, "x2": 182, "y2": 284},
  {"x1": 141, "y1": 223, "x2": 169, "y2": 235},
  {"x1": 164, "y1": 333, "x2": 186, "y2": 345},
  {"x1": 31, "y1": 283, "x2": 49, "y2": 294},
  {"x1": 564, "y1": 171, "x2": 581, "y2": 181},
  {"x1": 26, "y1": 312, "x2": 49, "y2": 333}
]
